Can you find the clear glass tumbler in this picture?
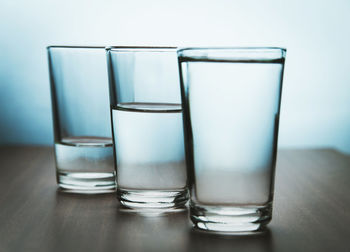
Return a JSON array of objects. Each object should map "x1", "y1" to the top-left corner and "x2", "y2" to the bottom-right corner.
[
  {"x1": 178, "y1": 47, "x2": 286, "y2": 233},
  {"x1": 47, "y1": 46, "x2": 116, "y2": 193},
  {"x1": 106, "y1": 47, "x2": 188, "y2": 211}
]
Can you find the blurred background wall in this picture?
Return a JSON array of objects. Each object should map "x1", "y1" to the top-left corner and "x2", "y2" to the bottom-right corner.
[{"x1": 0, "y1": 0, "x2": 349, "y2": 153}]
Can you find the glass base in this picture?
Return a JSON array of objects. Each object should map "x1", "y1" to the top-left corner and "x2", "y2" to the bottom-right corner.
[
  {"x1": 57, "y1": 171, "x2": 116, "y2": 194},
  {"x1": 117, "y1": 188, "x2": 189, "y2": 212},
  {"x1": 190, "y1": 202, "x2": 272, "y2": 234}
]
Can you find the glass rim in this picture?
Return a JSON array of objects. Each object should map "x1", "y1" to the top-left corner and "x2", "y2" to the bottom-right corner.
[
  {"x1": 106, "y1": 46, "x2": 177, "y2": 53},
  {"x1": 177, "y1": 47, "x2": 286, "y2": 62},
  {"x1": 47, "y1": 45, "x2": 105, "y2": 50}
]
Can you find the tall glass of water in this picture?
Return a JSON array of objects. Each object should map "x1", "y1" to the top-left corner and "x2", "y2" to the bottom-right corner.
[
  {"x1": 47, "y1": 46, "x2": 116, "y2": 193},
  {"x1": 178, "y1": 47, "x2": 286, "y2": 233},
  {"x1": 106, "y1": 47, "x2": 188, "y2": 211}
]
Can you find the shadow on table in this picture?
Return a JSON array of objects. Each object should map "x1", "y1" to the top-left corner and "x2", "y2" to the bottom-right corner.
[
  {"x1": 51, "y1": 191, "x2": 274, "y2": 252},
  {"x1": 114, "y1": 207, "x2": 274, "y2": 252},
  {"x1": 187, "y1": 227, "x2": 273, "y2": 252},
  {"x1": 114, "y1": 207, "x2": 191, "y2": 251}
]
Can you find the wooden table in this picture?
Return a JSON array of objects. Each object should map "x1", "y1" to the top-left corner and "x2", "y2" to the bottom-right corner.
[{"x1": 0, "y1": 146, "x2": 349, "y2": 252}]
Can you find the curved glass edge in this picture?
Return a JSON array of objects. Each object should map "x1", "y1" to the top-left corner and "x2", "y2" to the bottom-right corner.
[
  {"x1": 106, "y1": 46, "x2": 177, "y2": 53},
  {"x1": 177, "y1": 47, "x2": 286, "y2": 63},
  {"x1": 47, "y1": 45, "x2": 105, "y2": 51}
]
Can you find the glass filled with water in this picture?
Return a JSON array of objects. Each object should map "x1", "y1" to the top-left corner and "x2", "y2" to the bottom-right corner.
[
  {"x1": 106, "y1": 47, "x2": 188, "y2": 211},
  {"x1": 178, "y1": 47, "x2": 286, "y2": 233},
  {"x1": 47, "y1": 46, "x2": 116, "y2": 193}
]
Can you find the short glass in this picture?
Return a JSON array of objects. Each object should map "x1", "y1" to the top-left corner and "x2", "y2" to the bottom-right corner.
[
  {"x1": 178, "y1": 47, "x2": 286, "y2": 233},
  {"x1": 47, "y1": 46, "x2": 116, "y2": 193},
  {"x1": 106, "y1": 47, "x2": 188, "y2": 211}
]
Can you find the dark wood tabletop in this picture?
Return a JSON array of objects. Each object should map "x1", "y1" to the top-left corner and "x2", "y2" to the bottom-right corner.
[{"x1": 0, "y1": 146, "x2": 349, "y2": 252}]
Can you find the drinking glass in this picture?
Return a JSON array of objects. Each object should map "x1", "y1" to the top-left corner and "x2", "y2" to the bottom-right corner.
[
  {"x1": 106, "y1": 47, "x2": 188, "y2": 211},
  {"x1": 47, "y1": 46, "x2": 116, "y2": 193},
  {"x1": 178, "y1": 47, "x2": 286, "y2": 232}
]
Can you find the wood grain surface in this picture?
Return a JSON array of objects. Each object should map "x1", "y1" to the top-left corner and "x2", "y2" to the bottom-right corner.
[{"x1": 0, "y1": 146, "x2": 349, "y2": 252}]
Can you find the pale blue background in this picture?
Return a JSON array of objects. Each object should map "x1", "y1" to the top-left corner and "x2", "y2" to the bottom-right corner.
[{"x1": 0, "y1": 0, "x2": 349, "y2": 153}]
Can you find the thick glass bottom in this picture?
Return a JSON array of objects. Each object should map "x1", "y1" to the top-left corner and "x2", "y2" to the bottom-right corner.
[
  {"x1": 190, "y1": 202, "x2": 272, "y2": 234},
  {"x1": 57, "y1": 171, "x2": 116, "y2": 194},
  {"x1": 117, "y1": 188, "x2": 189, "y2": 213}
]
